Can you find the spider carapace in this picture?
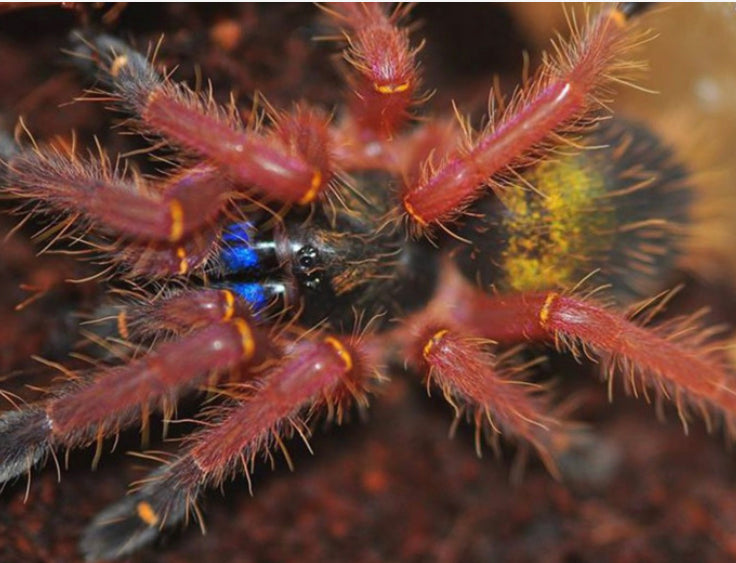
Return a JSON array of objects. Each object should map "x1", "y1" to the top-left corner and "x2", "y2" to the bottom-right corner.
[
  {"x1": 212, "y1": 168, "x2": 439, "y2": 332},
  {"x1": 0, "y1": 3, "x2": 732, "y2": 561}
]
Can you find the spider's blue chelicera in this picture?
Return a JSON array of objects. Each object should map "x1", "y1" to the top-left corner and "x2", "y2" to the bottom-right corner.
[{"x1": 213, "y1": 172, "x2": 439, "y2": 332}]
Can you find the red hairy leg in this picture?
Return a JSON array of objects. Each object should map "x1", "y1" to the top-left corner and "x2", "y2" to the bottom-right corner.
[
  {"x1": 326, "y1": 2, "x2": 421, "y2": 138},
  {"x1": 401, "y1": 4, "x2": 645, "y2": 229},
  {"x1": 0, "y1": 300, "x2": 268, "y2": 484},
  {"x1": 115, "y1": 288, "x2": 251, "y2": 341},
  {"x1": 4, "y1": 140, "x2": 236, "y2": 275},
  {"x1": 5, "y1": 150, "x2": 231, "y2": 244},
  {"x1": 406, "y1": 325, "x2": 570, "y2": 475},
  {"x1": 76, "y1": 35, "x2": 332, "y2": 205},
  {"x1": 113, "y1": 221, "x2": 222, "y2": 277},
  {"x1": 48, "y1": 320, "x2": 264, "y2": 444},
  {"x1": 330, "y1": 115, "x2": 462, "y2": 188},
  {"x1": 463, "y1": 291, "x2": 736, "y2": 433},
  {"x1": 79, "y1": 335, "x2": 373, "y2": 562},
  {"x1": 326, "y1": 5, "x2": 461, "y2": 178}
]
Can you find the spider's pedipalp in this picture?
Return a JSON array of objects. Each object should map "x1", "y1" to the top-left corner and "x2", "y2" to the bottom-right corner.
[{"x1": 116, "y1": 288, "x2": 250, "y2": 341}]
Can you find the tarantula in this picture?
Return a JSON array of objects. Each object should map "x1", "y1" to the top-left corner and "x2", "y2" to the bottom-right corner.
[{"x1": 1, "y1": 3, "x2": 734, "y2": 561}]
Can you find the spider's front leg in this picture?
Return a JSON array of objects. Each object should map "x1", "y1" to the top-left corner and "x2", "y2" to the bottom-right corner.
[
  {"x1": 80, "y1": 334, "x2": 375, "y2": 562},
  {"x1": 5, "y1": 146, "x2": 230, "y2": 243},
  {"x1": 0, "y1": 289, "x2": 269, "y2": 485},
  {"x1": 74, "y1": 33, "x2": 333, "y2": 205},
  {"x1": 4, "y1": 28, "x2": 338, "y2": 276}
]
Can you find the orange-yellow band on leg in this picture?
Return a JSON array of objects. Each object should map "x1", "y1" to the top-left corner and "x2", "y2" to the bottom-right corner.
[
  {"x1": 232, "y1": 318, "x2": 255, "y2": 360},
  {"x1": 136, "y1": 501, "x2": 159, "y2": 527},
  {"x1": 324, "y1": 336, "x2": 353, "y2": 372},
  {"x1": 169, "y1": 199, "x2": 185, "y2": 242}
]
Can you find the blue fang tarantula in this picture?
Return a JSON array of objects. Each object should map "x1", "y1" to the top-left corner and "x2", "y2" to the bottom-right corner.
[{"x1": 1, "y1": 3, "x2": 734, "y2": 561}]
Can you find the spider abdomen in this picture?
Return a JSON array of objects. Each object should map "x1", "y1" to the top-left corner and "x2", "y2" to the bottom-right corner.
[{"x1": 456, "y1": 119, "x2": 692, "y2": 302}]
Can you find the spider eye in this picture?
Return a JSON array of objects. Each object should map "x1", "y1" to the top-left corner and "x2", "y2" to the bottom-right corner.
[
  {"x1": 297, "y1": 246, "x2": 318, "y2": 270},
  {"x1": 294, "y1": 245, "x2": 324, "y2": 290}
]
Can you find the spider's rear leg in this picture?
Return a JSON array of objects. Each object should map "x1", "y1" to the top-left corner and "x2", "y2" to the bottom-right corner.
[
  {"x1": 74, "y1": 33, "x2": 333, "y2": 205},
  {"x1": 325, "y1": 2, "x2": 422, "y2": 139},
  {"x1": 80, "y1": 334, "x2": 374, "y2": 562},
  {"x1": 0, "y1": 291, "x2": 269, "y2": 485},
  {"x1": 404, "y1": 321, "x2": 573, "y2": 476},
  {"x1": 401, "y1": 3, "x2": 653, "y2": 231},
  {"x1": 464, "y1": 290, "x2": 736, "y2": 436}
]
